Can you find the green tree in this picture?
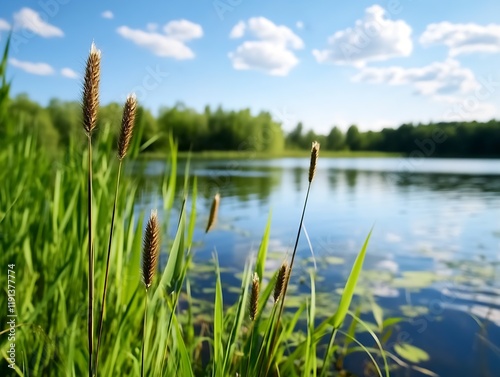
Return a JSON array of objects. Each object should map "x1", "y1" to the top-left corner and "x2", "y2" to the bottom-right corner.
[
  {"x1": 47, "y1": 98, "x2": 80, "y2": 147},
  {"x1": 134, "y1": 106, "x2": 158, "y2": 151},
  {"x1": 286, "y1": 122, "x2": 304, "y2": 149},
  {"x1": 9, "y1": 94, "x2": 59, "y2": 151},
  {"x1": 326, "y1": 126, "x2": 345, "y2": 150},
  {"x1": 346, "y1": 124, "x2": 361, "y2": 151}
]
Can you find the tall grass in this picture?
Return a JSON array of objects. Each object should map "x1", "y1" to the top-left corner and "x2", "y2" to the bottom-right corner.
[
  {"x1": 0, "y1": 41, "x2": 431, "y2": 377},
  {"x1": 82, "y1": 42, "x2": 101, "y2": 377}
]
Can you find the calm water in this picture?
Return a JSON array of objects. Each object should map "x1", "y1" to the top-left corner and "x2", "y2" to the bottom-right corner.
[{"x1": 133, "y1": 157, "x2": 500, "y2": 377}]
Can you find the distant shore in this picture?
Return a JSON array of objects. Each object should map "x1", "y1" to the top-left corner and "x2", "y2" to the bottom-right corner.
[{"x1": 141, "y1": 150, "x2": 401, "y2": 159}]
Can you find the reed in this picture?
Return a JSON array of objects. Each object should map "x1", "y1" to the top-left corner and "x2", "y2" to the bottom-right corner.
[
  {"x1": 141, "y1": 210, "x2": 160, "y2": 377},
  {"x1": 117, "y1": 94, "x2": 137, "y2": 160},
  {"x1": 95, "y1": 93, "x2": 137, "y2": 375},
  {"x1": 82, "y1": 42, "x2": 101, "y2": 377},
  {"x1": 244, "y1": 272, "x2": 260, "y2": 375},
  {"x1": 273, "y1": 262, "x2": 288, "y2": 303},
  {"x1": 261, "y1": 141, "x2": 320, "y2": 375},
  {"x1": 249, "y1": 273, "x2": 260, "y2": 321},
  {"x1": 205, "y1": 192, "x2": 220, "y2": 233}
]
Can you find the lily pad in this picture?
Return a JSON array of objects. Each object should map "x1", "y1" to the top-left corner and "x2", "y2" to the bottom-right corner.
[
  {"x1": 394, "y1": 343, "x2": 430, "y2": 363},
  {"x1": 400, "y1": 305, "x2": 429, "y2": 318},
  {"x1": 324, "y1": 256, "x2": 345, "y2": 265},
  {"x1": 392, "y1": 271, "x2": 441, "y2": 290}
]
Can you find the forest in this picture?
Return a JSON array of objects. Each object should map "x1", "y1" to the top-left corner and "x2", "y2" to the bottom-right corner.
[{"x1": 2, "y1": 93, "x2": 500, "y2": 157}]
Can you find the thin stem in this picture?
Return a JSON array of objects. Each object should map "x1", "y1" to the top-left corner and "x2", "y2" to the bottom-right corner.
[
  {"x1": 95, "y1": 161, "x2": 123, "y2": 375},
  {"x1": 87, "y1": 136, "x2": 94, "y2": 377},
  {"x1": 320, "y1": 328, "x2": 338, "y2": 377},
  {"x1": 245, "y1": 323, "x2": 255, "y2": 377},
  {"x1": 263, "y1": 182, "x2": 312, "y2": 376},
  {"x1": 141, "y1": 291, "x2": 149, "y2": 377},
  {"x1": 160, "y1": 293, "x2": 176, "y2": 372},
  {"x1": 281, "y1": 182, "x2": 312, "y2": 311}
]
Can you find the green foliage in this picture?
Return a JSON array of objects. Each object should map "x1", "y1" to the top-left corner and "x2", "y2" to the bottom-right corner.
[
  {"x1": 326, "y1": 126, "x2": 346, "y2": 150},
  {"x1": 47, "y1": 98, "x2": 81, "y2": 146},
  {"x1": 4, "y1": 76, "x2": 500, "y2": 157},
  {"x1": 135, "y1": 105, "x2": 159, "y2": 151},
  {"x1": 0, "y1": 35, "x2": 11, "y2": 137},
  {"x1": 346, "y1": 124, "x2": 362, "y2": 151},
  {"x1": 9, "y1": 94, "x2": 60, "y2": 151}
]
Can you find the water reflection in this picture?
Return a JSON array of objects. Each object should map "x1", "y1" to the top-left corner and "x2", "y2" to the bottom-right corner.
[{"x1": 130, "y1": 157, "x2": 500, "y2": 376}]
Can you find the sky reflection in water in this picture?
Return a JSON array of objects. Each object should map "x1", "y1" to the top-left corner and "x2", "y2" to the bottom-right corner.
[{"x1": 132, "y1": 157, "x2": 500, "y2": 377}]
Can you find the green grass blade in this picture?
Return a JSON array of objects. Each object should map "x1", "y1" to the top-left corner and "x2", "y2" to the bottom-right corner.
[
  {"x1": 187, "y1": 176, "x2": 197, "y2": 248},
  {"x1": 255, "y1": 210, "x2": 272, "y2": 281},
  {"x1": 347, "y1": 310, "x2": 390, "y2": 377},
  {"x1": 212, "y1": 254, "x2": 223, "y2": 377},
  {"x1": 153, "y1": 204, "x2": 186, "y2": 301},
  {"x1": 332, "y1": 228, "x2": 372, "y2": 329},
  {"x1": 222, "y1": 258, "x2": 253, "y2": 375},
  {"x1": 304, "y1": 271, "x2": 317, "y2": 377},
  {"x1": 338, "y1": 329, "x2": 383, "y2": 377},
  {"x1": 171, "y1": 312, "x2": 194, "y2": 377}
]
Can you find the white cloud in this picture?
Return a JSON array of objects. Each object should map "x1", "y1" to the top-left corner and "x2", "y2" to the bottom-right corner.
[
  {"x1": 101, "y1": 11, "x2": 114, "y2": 20},
  {"x1": 117, "y1": 19, "x2": 203, "y2": 59},
  {"x1": 352, "y1": 59, "x2": 479, "y2": 96},
  {"x1": 10, "y1": 58, "x2": 54, "y2": 75},
  {"x1": 296, "y1": 21, "x2": 304, "y2": 30},
  {"x1": 163, "y1": 19, "x2": 203, "y2": 41},
  {"x1": 313, "y1": 5, "x2": 412, "y2": 66},
  {"x1": 146, "y1": 23, "x2": 158, "y2": 32},
  {"x1": 0, "y1": 19, "x2": 10, "y2": 31},
  {"x1": 246, "y1": 17, "x2": 303, "y2": 49},
  {"x1": 228, "y1": 17, "x2": 304, "y2": 76},
  {"x1": 61, "y1": 67, "x2": 78, "y2": 79},
  {"x1": 13, "y1": 7, "x2": 63, "y2": 38},
  {"x1": 230, "y1": 21, "x2": 245, "y2": 39},
  {"x1": 229, "y1": 41, "x2": 299, "y2": 76},
  {"x1": 420, "y1": 22, "x2": 500, "y2": 57}
]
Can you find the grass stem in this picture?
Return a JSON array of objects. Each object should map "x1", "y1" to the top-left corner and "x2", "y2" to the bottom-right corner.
[
  {"x1": 87, "y1": 135, "x2": 94, "y2": 377},
  {"x1": 141, "y1": 291, "x2": 149, "y2": 377},
  {"x1": 95, "y1": 160, "x2": 123, "y2": 375},
  {"x1": 320, "y1": 328, "x2": 338, "y2": 377}
]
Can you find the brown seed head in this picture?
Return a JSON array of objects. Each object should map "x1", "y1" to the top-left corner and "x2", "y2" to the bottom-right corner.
[
  {"x1": 273, "y1": 262, "x2": 289, "y2": 303},
  {"x1": 142, "y1": 210, "x2": 160, "y2": 289},
  {"x1": 308, "y1": 141, "x2": 320, "y2": 183},
  {"x1": 205, "y1": 193, "x2": 220, "y2": 233},
  {"x1": 249, "y1": 273, "x2": 260, "y2": 321},
  {"x1": 118, "y1": 93, "x2": 137, "y2": 160},
  {"x1": 82, "y1": 43, "x2": 101, "y2": 135}
]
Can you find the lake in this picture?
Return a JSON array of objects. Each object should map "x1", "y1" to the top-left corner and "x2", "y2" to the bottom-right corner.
[{"x1": 133, "y1": 157, "x2": 500, "y2": 377}]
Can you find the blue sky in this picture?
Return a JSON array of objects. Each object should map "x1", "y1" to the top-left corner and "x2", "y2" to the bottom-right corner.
[{"x1": 1, "y1": 0, "x2": 500, "y2": 133}]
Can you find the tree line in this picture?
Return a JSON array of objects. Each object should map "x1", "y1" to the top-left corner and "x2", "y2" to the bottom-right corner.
[
  {"x1": 2, "y1": 93, "x2": 500, "y2": 157},
  {"x1": 287, "y1": 121, "x2": 500, "y2": 157}
]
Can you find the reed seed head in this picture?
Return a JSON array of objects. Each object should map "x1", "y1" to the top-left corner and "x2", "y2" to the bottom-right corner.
[
  {"x1": 273, "y1": 262, "x2": 289, "y2": 303},
  {"x1": 142, "y1": 210, "x2": 160, "y2": 289},
  {"x1": 118, "y1": 93, "x2": 137, "y2": 160},
  {"x1": 82, "y1": 42, "x2": 101, "y2": 135},
  {"x1": 308, "y1": 141, "x2": 320, "y2": 183},
  {"x1": 205, "y1": 193, "x2": 220, "y2": 233},
  {"x1": 249, "y1": 273, "x2": 260, "y2": 321}
]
